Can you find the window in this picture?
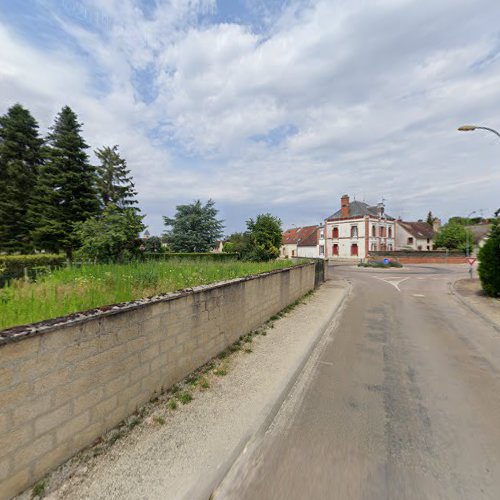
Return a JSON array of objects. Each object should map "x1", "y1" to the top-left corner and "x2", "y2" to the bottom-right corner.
[
  {"x1": 427, "y1": 246, "x2": 430, "y2": 250},
  {"x1": 351, "y1": 244, "x2": 358, "y2": 256},
  {"x1": 291, "y1": 250, "x2": 295, "y2": 257},
  {"x1": 417, "y1": 245, "x2": 422, "y2": 251},
  {"x1": 351, "y1": 225, "x2": 358, "y2": 238},
  {"x1": 388, "y1": 244, "x2": 393, "y2": 251},
  {"x1": 388, "y1": 227, "x2": 392, "y2": 238},
  {"x1": 427, "y1": 238, "x2": 430, "y2": 243},
  {"x1": 407, "y1": 237, "x2": 414, "y2": 245},
  {"x1": 333, "y1": 244, "x2": 339, "y2": 256},
  {"x1": 380, "y1": 226, "x2": 386, "y2": 238},
  {"x1": 319, "y1": 245, "x2": 324, "y2": 256},
  {"x1": 372, "y1": 225, "x2": 376, "y2": 237},
  {"x1": 332, "y1": 226, "x2": 339, "y2": 238},
  {"x1": 371, "y1": 243, "x2": 376, "y2": 251},
  {"x1": 320, "y1": 229, "x2": 324, "y2": 239}
]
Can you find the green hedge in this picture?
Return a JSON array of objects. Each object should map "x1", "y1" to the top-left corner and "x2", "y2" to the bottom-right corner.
[
  {"x1": 144, "y1": 252, "x2": 239, "y2": 261},
  {"x1": 0, "y1": 254, "x2": 66, "y2": 283}
]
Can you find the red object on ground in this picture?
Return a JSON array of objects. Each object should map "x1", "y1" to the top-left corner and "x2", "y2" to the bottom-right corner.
[{"x1": 467, "y1": 257, "x2": 477, "y2": 265}]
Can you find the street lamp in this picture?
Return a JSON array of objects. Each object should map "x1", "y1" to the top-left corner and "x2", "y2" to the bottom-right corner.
[{"x1": 458, "y1": 125, "x2": 500, "y2": 139}]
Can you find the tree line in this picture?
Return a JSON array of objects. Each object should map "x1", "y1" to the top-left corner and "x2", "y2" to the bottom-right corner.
[{"x1": 0, "y1": 103, "x2": 143, "y2": 259}]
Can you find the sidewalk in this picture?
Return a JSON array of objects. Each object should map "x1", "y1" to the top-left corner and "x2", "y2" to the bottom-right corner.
[
  {"x1": 452, "y1": 278, "x2": 500, "y2": 332},
  {"x1": 38, "y1": 279, "x2": 349, "y2": 500}
]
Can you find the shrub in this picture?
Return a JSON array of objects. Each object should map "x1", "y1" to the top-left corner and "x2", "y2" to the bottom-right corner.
[
  {"x1": 0, "y1": 254, "x2": 66, "y2": 283},
  {"x1": 478, "y1": 220, "x2": 500, "y2": 297},
  {"x1": 144, "y1": 252, "x2": 238, "y2": 261}
]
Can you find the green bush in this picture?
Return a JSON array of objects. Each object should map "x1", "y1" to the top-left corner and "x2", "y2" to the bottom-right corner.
[
  {"x1": 0, "y1": 254, "x2": 66, "y2": 281},
  {"x1": 144, "y1": 252, "x2": 238, "y2": 261},
  {"x1": 478, "y1": 220, "x2": 500, "y2": 297}
]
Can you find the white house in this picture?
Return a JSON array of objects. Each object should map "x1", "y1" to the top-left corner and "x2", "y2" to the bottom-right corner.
[
  {"x1": 281, "y1": 225, "x2": 325, "y2": 258},
  {"x1": 325, "y1": 195, "x2": 396, "y2": 260},
  {"x1": 395, "y1": 221, "x2": 436, "y2": 251}
]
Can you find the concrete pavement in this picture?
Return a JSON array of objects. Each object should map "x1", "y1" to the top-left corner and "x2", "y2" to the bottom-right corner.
[{"x1": 214, "y1": 264, "x2": 500, "y2": 500}]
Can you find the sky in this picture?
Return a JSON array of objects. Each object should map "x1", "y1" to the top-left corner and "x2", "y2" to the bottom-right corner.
[{"x1": 1, "y1": 0, "x2": 499, "y2": 236}]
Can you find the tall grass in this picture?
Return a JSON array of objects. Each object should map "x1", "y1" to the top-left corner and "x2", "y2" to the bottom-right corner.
[{"x1": 0, "y1": 259, "x2": 299, "y2": 330}]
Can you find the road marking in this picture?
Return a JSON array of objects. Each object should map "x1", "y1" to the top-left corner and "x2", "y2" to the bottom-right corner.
[
  {"x1": 318, "y1": 360, "x2": 334, "y2": 366},
  {"x1": 372, "y1": 276, "x2": 410, "y2": 292},
  {"x1": 413, "y1": 294, "x2": 425, "y2": 297}
]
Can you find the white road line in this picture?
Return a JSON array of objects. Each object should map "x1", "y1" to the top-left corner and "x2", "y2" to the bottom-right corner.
[
  {"x1": 413, "y1": 294, "x2": 425, "y2": 297},
  {"x1": 318, "y1": 360, "x2": 334, "y2": 366},
  {"x1": 372, "y1": 276, "x2": 410, "y2": 292}
]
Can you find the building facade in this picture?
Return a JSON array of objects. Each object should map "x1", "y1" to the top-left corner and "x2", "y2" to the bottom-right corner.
[
  {"x1": 395, "y1": 221, "x2": 436, "y2": 251},
  {"x1": 281, "y1": 225, "x2": 325, "y2": 258},
  {"x1": 325, "y1": 195, "x2": 396, "y2": 260}
]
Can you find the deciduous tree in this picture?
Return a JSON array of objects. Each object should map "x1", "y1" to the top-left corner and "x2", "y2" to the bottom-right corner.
[
  {"x1": 245, "y1": 213, "x2": 282, "y2": 261},
  {"x1": 434, "y1": 221, "x2": 472, "y2": 253},
  {"x1": 75, "y1": 204, "x2": 145, "y2": 262}
]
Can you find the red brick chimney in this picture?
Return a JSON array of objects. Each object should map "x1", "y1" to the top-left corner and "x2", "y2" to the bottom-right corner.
[{"x1": 341, "y1": 194, "x2": 350, "y2": 218}]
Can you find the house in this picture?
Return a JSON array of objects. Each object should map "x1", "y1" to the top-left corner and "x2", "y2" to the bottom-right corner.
[
  {"x1": 395, "y1": 220, "x2": 436, "y2": 251},
  {"x1": 468, "y1": 223, "x2": 491, "y2": 253},
  {"x1": 211, "y1": 240, "x2": 225, "y2": 253},
  {"x1": 281, "y1": 225, "x2": 325, "y2": 258},
  {"x1": 325, "y1": 195, "x2": 396, "y2": 259}
]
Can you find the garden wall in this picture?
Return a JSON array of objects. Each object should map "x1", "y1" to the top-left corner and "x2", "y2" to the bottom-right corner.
[
  {"x1": 0, "y1": 263, "x2": 315, "y2": 499},
  {"x1": 369, "y1": 251, "x2": 466, "y2": 264}
]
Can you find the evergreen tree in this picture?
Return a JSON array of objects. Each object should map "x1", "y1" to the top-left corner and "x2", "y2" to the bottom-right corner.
[
  {"x1": 426, "y1": 211, "x2": 434, "y2": 226},
  {"x1": 478, "y1": 219, "x2": 500, "y2": 297},
  {"x1": 163, "y1": 199, "x2": 224, "y2": 252},
  {"x1": 29, "y1": 106, "x2": 99, "y2": 258},
  {"x1": 95, "y1": 145, "x2": 138, "y2": 210},
  {"x1": 0, "y1": 104, "x2": 43, "y2": 253}
]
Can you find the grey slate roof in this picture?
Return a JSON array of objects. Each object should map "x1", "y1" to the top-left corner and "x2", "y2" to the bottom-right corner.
[{"x1": 326, "y1": 201, "x2": 394, "y2": 221}]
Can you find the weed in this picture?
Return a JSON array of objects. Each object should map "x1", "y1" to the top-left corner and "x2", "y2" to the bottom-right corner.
[
  {"x1": 32, "y1": 479, "x2": 46, "y2": 498},
  {"x1": 228, "y1": 344, "x2": 240, "y2": 352},
  {"x1": 155, "y1": 415, "x2": 166, "y2": 425},
  {"x1": 214, "y1": 367, "x2": 227, "y2": 376},
  {"x1": 261, "y1": 331, "x2": 267, "y2": 336},
  {"x1": 168, "y1": 399, "x2": 177, "y2": 410},
  {"x1": 170, "y1": 384, "x2": 180, "y2": 394},
  {"x1": 127, "y1": 416, "x2": 140, "y2": 429},
  {"x1": 270, "y1": 314, "x2": 280, "y2": 321},
  {"x1": 244, "y1": 348, "x2": 253, "y2": 353},
  {"x1": 217, "y1": 350, "x2": 228, "y2": 360},
  {"x1": 177, "y1": 391, "x2": 193, "y2": 404},
  {"x1": 108, "y1": 430, "x2": 122, "y2": 445},
  {"x1": 200, "y1": 378, "x2": 210, "y2": 389}
]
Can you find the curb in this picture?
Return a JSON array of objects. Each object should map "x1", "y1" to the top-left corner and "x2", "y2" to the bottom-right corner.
[
  {"x1": 449, "y1": 281, "x2": 500, "y2": 334},
  {"x1": 203, "y1": 279, "x2": 352, "y2": 500}
]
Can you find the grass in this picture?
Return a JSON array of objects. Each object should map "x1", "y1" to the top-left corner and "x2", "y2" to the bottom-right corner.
[
  {"x1": 0, "y1": 258, "x2": 300, "y2": 330},
  {"x1": 176, "y1": 391, "x2": 193, "y2": 404},
  {"x1": 154, "y1": 415, "x2": 166, "y2": 425},
  {"x1": 32, "y1": 479, "x2": 46, "y2": 498}
]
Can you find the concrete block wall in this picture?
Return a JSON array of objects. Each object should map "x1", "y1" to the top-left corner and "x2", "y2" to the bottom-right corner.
[{"x1": 0, "y1": 263, "x2": 315, "y2": 499}]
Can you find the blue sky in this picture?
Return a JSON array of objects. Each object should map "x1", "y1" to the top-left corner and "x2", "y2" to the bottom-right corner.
[{"x1": 1, "y1": 0, "x2": 500, "y2": 236}]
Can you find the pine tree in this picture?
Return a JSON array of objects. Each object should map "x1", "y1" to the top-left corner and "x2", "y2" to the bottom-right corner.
[
  {"x1": 426, "y1": 211, "x2": 434, "y2": 226},
  {"x1": 95, "y1": 145, "x2": 138, "y2": 210},
  {"x1": 29, "y1": 106, "x2": 100, "y2": 258},
  {"x1": 0, "y1": 104, "x2": 43, "y2": 253}
]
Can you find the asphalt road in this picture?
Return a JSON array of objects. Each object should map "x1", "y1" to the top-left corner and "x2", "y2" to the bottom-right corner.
[{"x1": 214, "y1": 264, "x2": 500, "y2": 500}]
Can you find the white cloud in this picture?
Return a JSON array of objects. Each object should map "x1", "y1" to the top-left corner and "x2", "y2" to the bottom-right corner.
[{"x1": 1, "y1": 0, "x2": 500, "y2": 233}]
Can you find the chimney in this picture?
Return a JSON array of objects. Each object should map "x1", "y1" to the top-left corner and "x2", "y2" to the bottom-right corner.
[
  {"x1": 341, "y1": 194, "x2": 350, "y2": 218},
  {"x1": 432, "y1": 218, "x2": 441, "y2": 233}
]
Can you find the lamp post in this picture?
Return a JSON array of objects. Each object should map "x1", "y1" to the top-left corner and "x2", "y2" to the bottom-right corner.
[{"x1": 458, "y1": 125, "x2": 500, "y2": 139}]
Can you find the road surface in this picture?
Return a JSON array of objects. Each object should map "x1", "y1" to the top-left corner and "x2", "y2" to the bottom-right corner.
[{"x1": 215, "y1": 264, "x2": 500, "y2": 500}]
